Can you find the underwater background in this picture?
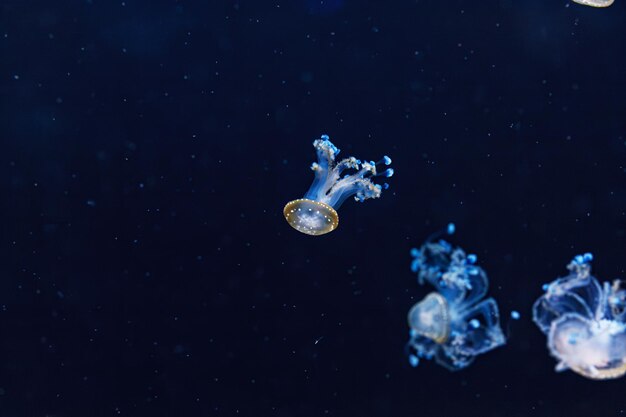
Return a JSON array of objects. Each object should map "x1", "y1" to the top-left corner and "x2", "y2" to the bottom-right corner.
[{"x1": 2, "y1": 0, "x2": 626, "y2": 416}]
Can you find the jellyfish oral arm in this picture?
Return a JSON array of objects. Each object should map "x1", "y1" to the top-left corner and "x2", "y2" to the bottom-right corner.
[{"x1": 305, "y1": 138, "x2": 391, "y2": 209}]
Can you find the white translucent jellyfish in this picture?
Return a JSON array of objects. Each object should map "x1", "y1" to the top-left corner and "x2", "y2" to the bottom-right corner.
[
  {"x1": 405, "y1": 225, "x2": 506, "y2": 371},
  {"x1": 283, "y1": 134, "x2": 393, "y2": 236},
  {"x1": 533, "y1": 253, "x2": 626, "y2": 380},
  {"x1": 572, "y1": 0, "x2": 614, "y2": 7}
]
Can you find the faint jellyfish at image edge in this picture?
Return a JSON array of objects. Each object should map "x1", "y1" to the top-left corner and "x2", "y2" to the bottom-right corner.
[
  {"x1": 533, "y1": 253, "x2": 626, "y2": 380},
  {"x1": 572, "y1": 0, "x2": 614, "y2": 8}
]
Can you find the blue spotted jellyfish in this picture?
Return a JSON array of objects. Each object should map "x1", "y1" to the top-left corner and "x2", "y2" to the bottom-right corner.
[
  {"x1": 283, "y1": 135, "x2": 393, "y2": 236},
  {"x1": 533, "y1": 253, "x2": 626, "y2": 380},
  {"x1": 406, "y1": 225, "x2": 506, "y2": 370}
]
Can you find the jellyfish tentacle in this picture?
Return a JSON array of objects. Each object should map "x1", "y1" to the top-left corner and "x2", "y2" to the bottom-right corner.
[{"x1": 458, "y1": 298, "x2": 506, "y2": 355}]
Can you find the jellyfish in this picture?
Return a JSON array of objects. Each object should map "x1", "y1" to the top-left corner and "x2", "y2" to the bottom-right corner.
[
  {"x1": 532, "y1": 253, "x2": 626, "y2": 380},
  {"x1": 572, "y1": 0, "x2": 613, "y2": 7},
  {"x1": 405, "y1": 226, "x2": 506, "y2": 371},
  {"x1": 283, "y1": 135, "x2": 393, "y2": 236}
]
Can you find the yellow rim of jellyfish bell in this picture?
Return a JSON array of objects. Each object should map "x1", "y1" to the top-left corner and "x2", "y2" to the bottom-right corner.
[
  {"x1": 569, "y1": 358, "x2": 626, "y2": 380},
  {"x1": 571, "y1": 363, "x2": 626, "y2": 379},
  {"x1": 283, "y1": 198, "x2": 339, "y2": 236}
]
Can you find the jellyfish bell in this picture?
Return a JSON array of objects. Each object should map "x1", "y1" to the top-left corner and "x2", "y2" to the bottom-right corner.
[
  {"x1": 283, "y1": 198, "x2": 338, "y2": 236},
  {"x1": 284, "y1": 135, "x2": 393, "y2": 236},
  {"x1": 549, "y1": 314, "x2": 626, "y2": 379},
  {"x1": 407, "y1": 292, "x2": 450, "y2": 344},
  {"x1": 572, "y1": 0, "x2": 614, "y2": 7}
]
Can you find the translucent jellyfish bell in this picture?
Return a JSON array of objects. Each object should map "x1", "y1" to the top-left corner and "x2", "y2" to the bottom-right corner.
[
  {"x1": 533, "y1": 254, "x2": 626, "y2": 380},
  {"x1": 405, "y1": 225, "x2": 506, "y2": 371},
  {"x1": 283, "y1": 135, "x2": 393, "y2": 236},
  {"x1": 407, "y1": 292, "x2": 450, "y2": 344}
]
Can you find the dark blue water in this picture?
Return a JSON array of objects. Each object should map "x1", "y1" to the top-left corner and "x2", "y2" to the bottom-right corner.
[{"x1": 2, "y1": 1, "x2": 626, "y2": 416}]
